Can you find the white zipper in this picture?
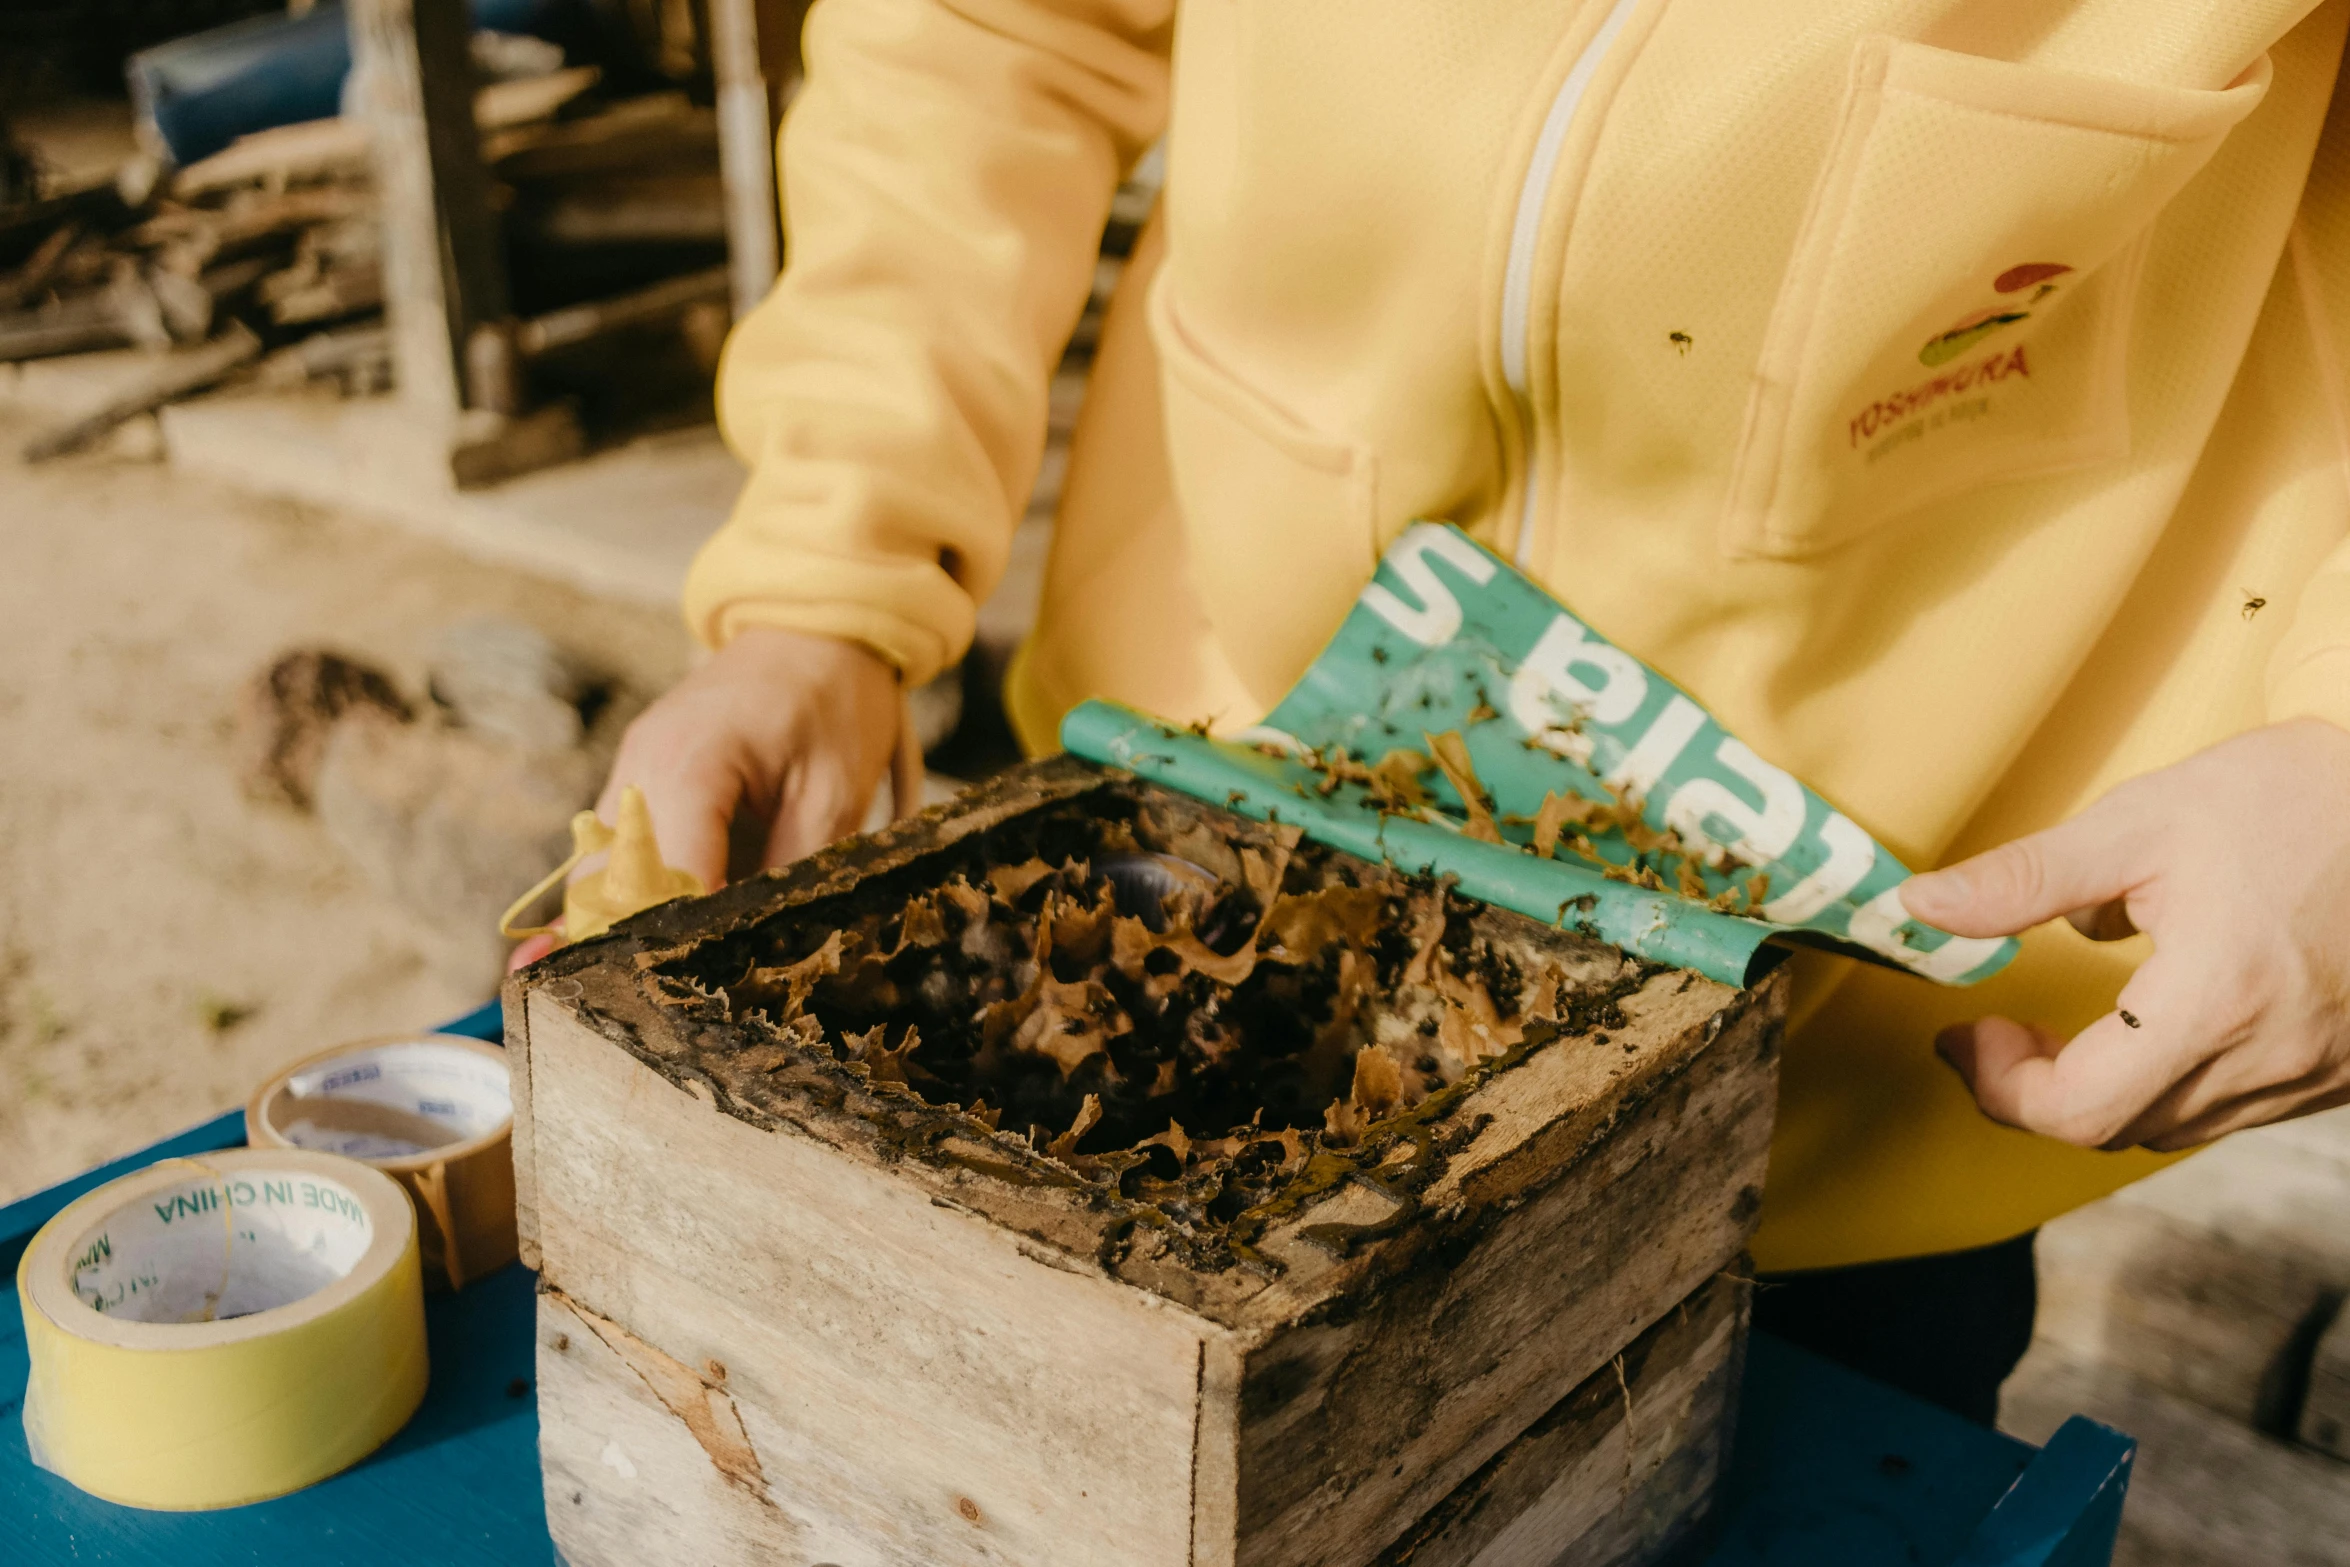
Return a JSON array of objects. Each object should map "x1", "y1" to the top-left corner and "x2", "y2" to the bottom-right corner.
[{"x1": 1501, "y1": 0, "x2": 1642, "y2": 570}]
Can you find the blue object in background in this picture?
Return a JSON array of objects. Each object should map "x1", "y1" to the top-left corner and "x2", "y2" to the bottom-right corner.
[
  {"x1": 127, "y1": 0, "x2": 578, "y2": 168},
  {"x1": 0, "y1": 996, "x2": 2133, "y2": 1566},
  {"x1": 1714, "y1": 1337, "x2": 2134, "y2": 1567}
]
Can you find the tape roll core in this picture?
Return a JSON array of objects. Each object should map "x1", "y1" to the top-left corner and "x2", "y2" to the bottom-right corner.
[
  {"x1": 17, "y1": 1149, "x2": 428, "y2": 1510},
  {"x1": 247, "y1": 1033, "x2": 518, "y2": 1289}
]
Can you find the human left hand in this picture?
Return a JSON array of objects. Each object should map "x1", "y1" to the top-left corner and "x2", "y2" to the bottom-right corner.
[{"x1": 1897, "y1": 718, "x2": 2350, "y2": 1152}]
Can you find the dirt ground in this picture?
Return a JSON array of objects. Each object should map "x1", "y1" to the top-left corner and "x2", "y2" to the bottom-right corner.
[{"x1": 0, "y1": 411, "x2": 693, "y2": 1204}]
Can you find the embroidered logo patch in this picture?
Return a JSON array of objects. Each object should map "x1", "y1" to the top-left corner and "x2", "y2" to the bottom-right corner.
[
  {"x1": 1850, "y1": 342, "x2": 2030, "y2": 451},
  {"x1": 1918, "y1": 262, "x2": 2073, "y2": 366}
]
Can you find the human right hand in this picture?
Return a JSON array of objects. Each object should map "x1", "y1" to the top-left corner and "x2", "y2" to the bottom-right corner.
[{"x1": 1899, "y1": 718, "x2": 2350, "y2": 1151}]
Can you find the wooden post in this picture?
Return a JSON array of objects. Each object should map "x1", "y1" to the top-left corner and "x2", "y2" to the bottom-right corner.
[
  {"x1": 346, "y1": 0, "x2": 509, "y2": 424},
  {"x1": 707, "y1": 0, "x2": 780, "y2": 321}
]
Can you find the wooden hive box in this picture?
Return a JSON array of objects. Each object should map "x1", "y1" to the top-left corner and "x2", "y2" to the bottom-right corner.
[{"x1": 505, "y1": 757, "x2": 1786, "y2": 1567}]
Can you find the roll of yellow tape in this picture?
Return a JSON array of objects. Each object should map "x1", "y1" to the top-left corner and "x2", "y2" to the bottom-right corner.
[
  {"x1": 246, "y1": 1034, "x2": 517, "y2": 1290},
  {"x1": 16, "y1": 1148, "x2": 428, "y2": 1510}
]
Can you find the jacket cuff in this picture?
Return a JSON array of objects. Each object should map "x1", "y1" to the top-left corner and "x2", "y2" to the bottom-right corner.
[{"x1": 683, "y1": 530, "x2": 971, "y2": 689}]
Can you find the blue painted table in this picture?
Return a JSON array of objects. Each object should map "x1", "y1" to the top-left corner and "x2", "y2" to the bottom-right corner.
[{"x1": 3, "y1": 1003, "x2": 2132, "y2": 1566}]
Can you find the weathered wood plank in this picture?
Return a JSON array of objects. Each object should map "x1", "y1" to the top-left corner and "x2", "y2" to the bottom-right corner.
[
  {"x1": 526, "y1": 990, "x2": 1214, "y2": 1567},
  {"x1": 513, "y1": 267, "x2": 732, "y2": 358},
  {"x1": 514, "y1": 760, "x2": 1783, "y2": 1567},
  {"x1": 538, "y1": 1286, "x2": 807, "y2": 1564},
  {"x1": 1227, "y1": 979, "x2": 1778, "y2": 1567},
  {"x1": 2039, "y1": 1188, "x2": 2350, "y2": 1437},
  {"x1": 1375, "y1": 1272, "x2": 1747, "y2": 1567},
  {"x1": 502, "y1": 980, "x2": 545, "y2": 1271},
  {"x1": 526, "y1": 968, "x2": 1776, "y2": 1566},
  {"x1": 2298, "y1": 1297, "x2": 2350, "y2": 1460},
  {"x1": 537, "y1": 1270, "x2": 1747, "y2": 1567},
  {"x1": 21, "y1": 323, "x2": 262, "y2": 461}
]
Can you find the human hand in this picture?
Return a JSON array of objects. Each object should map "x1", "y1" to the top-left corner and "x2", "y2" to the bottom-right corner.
[
  {"x1": 505, "y1": 629, "x2": 901, "y2": 973},
  {"x1": 599, "y1": 625, "x2": 900, "y2": 889},
  {"x1": 1898, "y1": 719, "x2": 2350, "y2": 1152}
]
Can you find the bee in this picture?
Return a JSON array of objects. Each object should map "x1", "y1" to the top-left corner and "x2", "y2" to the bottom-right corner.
[
  {"x1": 1668, "y1": 331, "x2": 1693, "y2": 355},
  {"x1": 2241, "y1": 590, "x2": 2267, "y2": 620}
]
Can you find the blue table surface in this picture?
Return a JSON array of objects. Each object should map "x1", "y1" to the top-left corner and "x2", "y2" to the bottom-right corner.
[{"x1": 3, "y1": 1000, "x2": 2132, "y2": 1566}]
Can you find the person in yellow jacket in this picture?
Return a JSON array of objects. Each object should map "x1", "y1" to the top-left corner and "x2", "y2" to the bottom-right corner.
[{"x1": 589, "y1": 0, "x2": 2350, "y2": 1421}]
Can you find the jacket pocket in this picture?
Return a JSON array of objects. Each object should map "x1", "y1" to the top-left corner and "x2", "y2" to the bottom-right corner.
[
  {"x1": 1724, "y1": 37, "x2": 2270, "y2": 558},
  {"x1": 1149, "y1": 274, "x2": 1378, "y2": 700}
]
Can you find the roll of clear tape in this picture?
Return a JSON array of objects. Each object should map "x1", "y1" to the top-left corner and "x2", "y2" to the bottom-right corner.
[
  {"x1": 17, "y1": 1148, "x2": 428, "y2": 1510},
  {"x1": 246, "y1": 1034, "x2": 517, "y2": 1290}
]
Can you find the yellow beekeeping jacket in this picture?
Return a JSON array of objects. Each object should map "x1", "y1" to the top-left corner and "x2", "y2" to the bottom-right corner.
[{"x1": 688, "y1": 0, "x2": 2350, "y2": 1270}]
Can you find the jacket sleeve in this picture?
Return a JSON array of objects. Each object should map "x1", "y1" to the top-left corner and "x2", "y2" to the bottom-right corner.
[
  {"x1": 2269, "y1": 538, "x2": 2350, "y2": 728},
  {"x1": 684, "y1": 0, "x2": 1173, "y2": 684},
  {"x1": 2275, "y1": 45, "x2": 2350, "y2": 736}
]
